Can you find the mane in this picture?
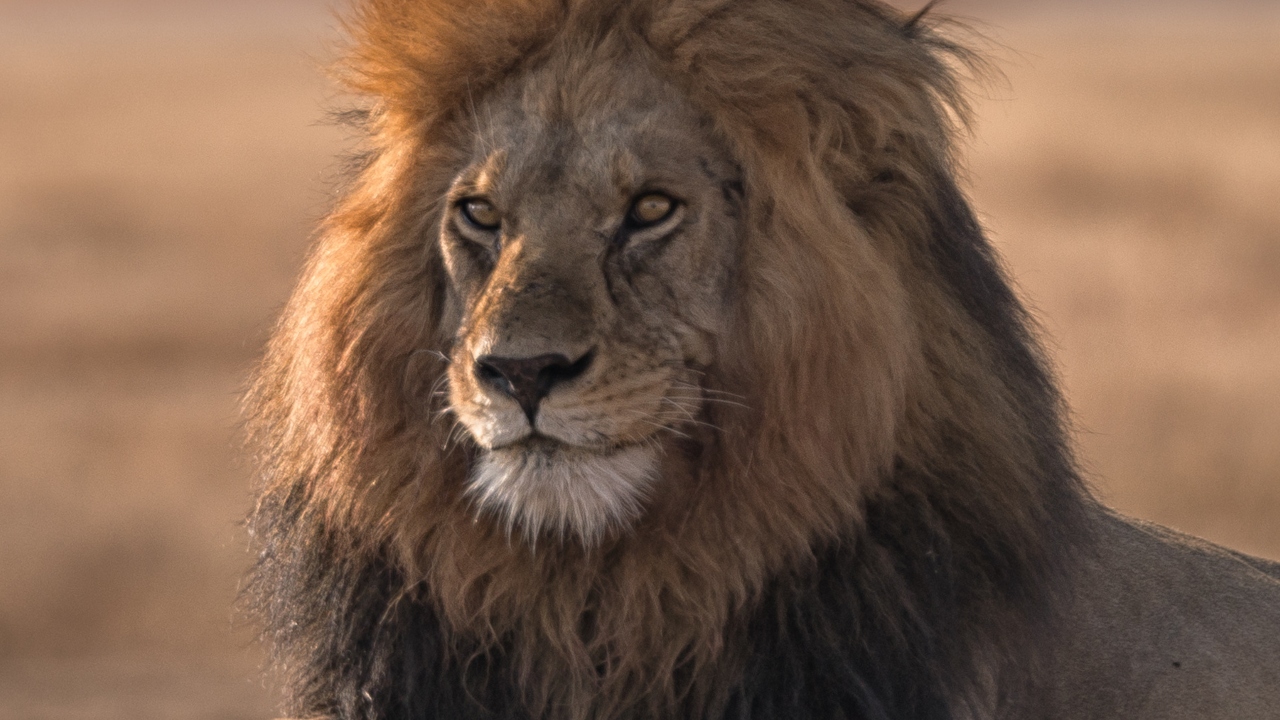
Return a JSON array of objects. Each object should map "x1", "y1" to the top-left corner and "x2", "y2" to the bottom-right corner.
[{"x1": 245, "y1": 1, "x2": 1095, "y2": 718}]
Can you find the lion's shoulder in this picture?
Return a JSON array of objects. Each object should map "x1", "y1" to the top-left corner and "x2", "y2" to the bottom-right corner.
[{"x1": 1037, "y1": 511, "x2": 1280, "y2": 719}]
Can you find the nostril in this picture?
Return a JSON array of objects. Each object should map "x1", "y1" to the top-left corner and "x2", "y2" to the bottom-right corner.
[
  {"x1": 543, "y1": 349, "x2": 594, "y2": 386},
  {"x1": 475, "y1": 359, "x2": 509, "y2": 388}
]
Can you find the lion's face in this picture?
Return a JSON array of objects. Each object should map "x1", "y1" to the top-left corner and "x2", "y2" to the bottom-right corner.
[{"x1": 441, "y1": 58, "x2": 742, "y2": 544}]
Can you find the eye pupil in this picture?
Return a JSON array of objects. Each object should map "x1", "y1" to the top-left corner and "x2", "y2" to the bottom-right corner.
[
  {"x1": 462, "y1": 199, "x2": 500, "y2": 230},
  {"x1": 629, "y1": 193, "x2": 674, "y2": 227}
]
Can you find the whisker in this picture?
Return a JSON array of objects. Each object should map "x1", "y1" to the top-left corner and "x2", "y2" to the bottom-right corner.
[
  {"x1": 660, "y1": 397, "x2": 698, "y2": 421},
  {"x1": 663, "y1": 393, "x2": 750, "y2": 410},
  {"x1": 635, "y1": 420, "x2": 692, "y2": 441},
  {"x1": 651, "y1": 413, "x2": 722, "y2": 433},
  {"x1": 411, "y1": 348, "x2": 452, "y2": 365},
  {"x1": 669, "y1": 382, "x2": 748, "y2": 401},
  {"x1": 428, "y1": 371, "x2": 452, "y2": 401},
  {"x1": 443, "y1": 420, "x2": 470, "y2": 451}
]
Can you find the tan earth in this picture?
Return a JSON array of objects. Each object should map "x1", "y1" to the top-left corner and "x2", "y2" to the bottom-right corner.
[{"x1": 0, "y1": 1, "x2": 1276, "y2": 717}]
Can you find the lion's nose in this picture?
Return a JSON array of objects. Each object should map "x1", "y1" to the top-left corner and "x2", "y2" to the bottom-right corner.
[{"x1": 475, "y1": 350, "x2": 594, "y2": 423}]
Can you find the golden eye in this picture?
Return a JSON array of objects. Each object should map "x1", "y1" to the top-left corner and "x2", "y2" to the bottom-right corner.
[
  {"x1": 461, "y1": 199, "x2": 501, "y2": 230},
  {"x1": 628, "y1": 193, "x2": 675, "y2": 227}
]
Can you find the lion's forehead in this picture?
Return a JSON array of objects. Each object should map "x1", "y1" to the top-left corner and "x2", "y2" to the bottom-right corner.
[{"x1": 465, "y1": 61, "x2": 726, "y2": 214}]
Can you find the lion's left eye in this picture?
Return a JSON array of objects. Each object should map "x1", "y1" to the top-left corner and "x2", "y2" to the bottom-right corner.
[
  {"x1": 627, "y1": 193, "x2": 676, "y2": 228},
  {"x1": 460, "y1": 199, "x2": 501, "y2": 231}
]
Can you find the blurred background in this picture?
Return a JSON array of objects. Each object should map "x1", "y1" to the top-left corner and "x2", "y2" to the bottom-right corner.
[{"x1": 0, "y1": 0, "x2": 1276, "y2": 717}]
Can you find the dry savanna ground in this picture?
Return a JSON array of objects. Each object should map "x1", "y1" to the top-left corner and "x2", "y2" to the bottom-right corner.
[{"x1": 0, "y1": 1, "x2": 1276, "y2": 718}]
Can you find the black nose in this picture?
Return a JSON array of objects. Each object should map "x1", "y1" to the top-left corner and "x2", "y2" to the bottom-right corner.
[{"x1": 475, "y1": 350, "x2": 594, "y2": 422}]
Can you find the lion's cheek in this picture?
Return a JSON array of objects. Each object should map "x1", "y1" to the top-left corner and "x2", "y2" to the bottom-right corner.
[
  {"x1": 535, "y1": 403, "x2": 651, "y2": 447},
  {"x1": 538, "y1": 384, "x2": 675, "y2": 446}
]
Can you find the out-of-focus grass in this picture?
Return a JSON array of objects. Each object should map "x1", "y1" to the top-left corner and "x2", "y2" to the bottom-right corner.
[
  {"x1": 0, "y1": 2, "x2": 1275, "y2": 717},
  {"x1": 0, "y1": 6, "x2": 340, "y2": 717},
  {"x1": 967, "y1": 14, "x2": 1280, "y2": 558}
]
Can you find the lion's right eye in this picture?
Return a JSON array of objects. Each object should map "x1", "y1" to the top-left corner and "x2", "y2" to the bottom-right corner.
[
  {"x1": 627, "y1": 193, "x2": 676, "y2": 229},
  {"x1": 460, "y1": 199, "x2": 501, "y2": 231}
]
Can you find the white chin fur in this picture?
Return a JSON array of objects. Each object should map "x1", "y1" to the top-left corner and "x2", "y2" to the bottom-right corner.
[{"x1": 466, "y1": 443, "x2": 659, "y2": 546}]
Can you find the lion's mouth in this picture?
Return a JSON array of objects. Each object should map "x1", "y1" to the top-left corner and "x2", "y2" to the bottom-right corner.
[
  {"x1": 488, "y1": 431, "x2": 634, "y2": 455},
  {"x1": 464, "y1": 436, "x2": 661, "y2": 544}
]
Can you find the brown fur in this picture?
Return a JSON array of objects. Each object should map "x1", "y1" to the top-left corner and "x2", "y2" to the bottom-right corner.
[{"x1": 247, "y1": 1, "x2": 1092, "y2": 718}]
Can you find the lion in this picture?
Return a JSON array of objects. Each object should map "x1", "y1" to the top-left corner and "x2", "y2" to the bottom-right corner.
[{"x1": 243, "y1": 0, "x2": 1280, "y2": 718}]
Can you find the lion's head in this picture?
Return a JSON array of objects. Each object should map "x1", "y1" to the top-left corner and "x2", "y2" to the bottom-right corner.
[
  {"x1": 439, "y1": 56, "x2": 743, "y2": 544},
  {"x1": 247, "y1": 1, "x2": 1089, "y2": 718}
]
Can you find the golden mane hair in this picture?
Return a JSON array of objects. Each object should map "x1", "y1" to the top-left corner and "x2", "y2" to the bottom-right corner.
[{"x1": 245, "y1": 1, "x2": 1092, "y2": 718}]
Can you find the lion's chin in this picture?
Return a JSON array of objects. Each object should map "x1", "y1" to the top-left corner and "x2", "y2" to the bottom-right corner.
[{"x1": 465, "y1": 440, "x2": 660, "y2": 546}]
